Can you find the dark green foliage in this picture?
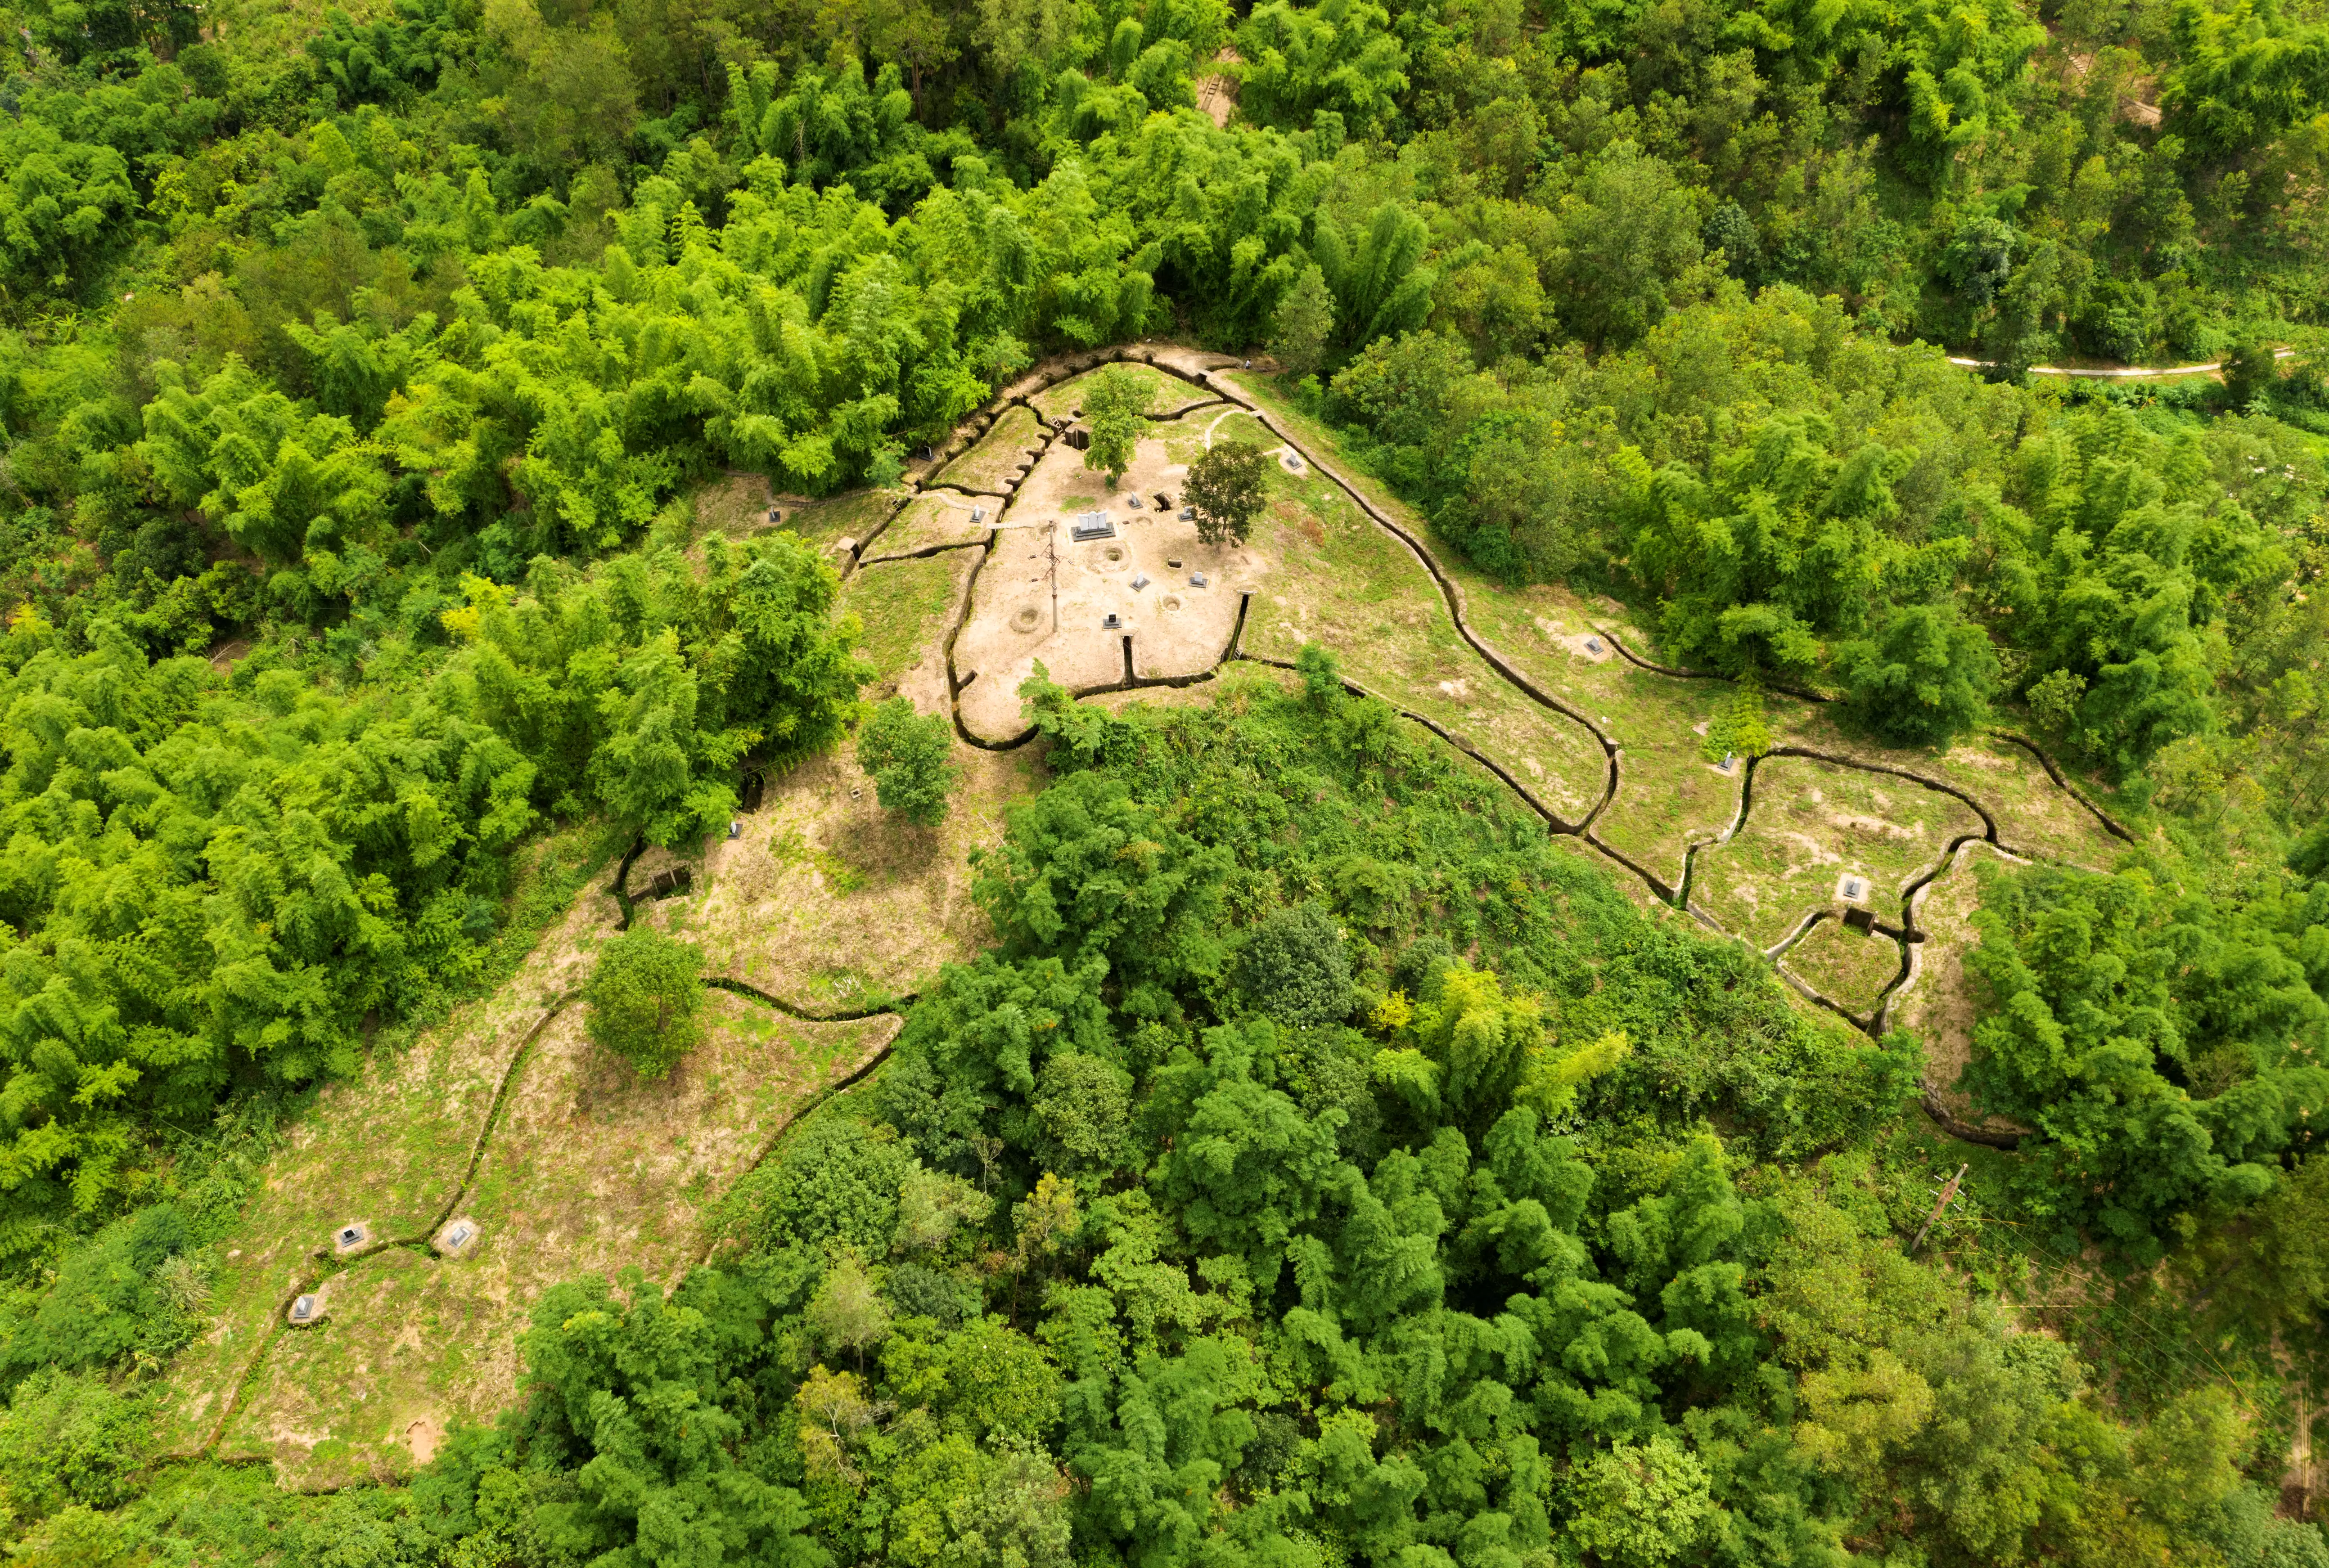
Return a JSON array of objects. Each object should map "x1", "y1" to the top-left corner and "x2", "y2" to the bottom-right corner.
[
  {"x1": 1030, "y1": 1051, "x2": 1133, "y2": 1175},
  {"x1": 857, "y1": 696, "x2": 958, "y2": 827},
  {"x1": 720, "y1": 1112, "x2": 918, "y2": 1254},
  {"x1": 1965, "y1": 861, "x2": 2329, "y2": 1255},
  {"x1": 1232, "y1": 903, "x2": 1351, "y2": 1028},
  {"x1": 583, "y1": 925, "x2": 705, "y2": 1079},
  {"x1": 518, "y1": 1267, "x2": 825, "y2": 1567},
  {"x1": 0, "y1": 1205, "x2": 201, "y2": 1392},
  {"x1": 0, "y1": 1371, "x2": 149, "y2": 1521},
  {"x1": 1181, "y1": 440, "x2": 1269, "y2": 548},
  {"x1": 1836, "y1": 601, "x2": 1997, "y2": 746},
  {"x1": 972, "y1": 771, "x2": 1232, "y2": 1015}
]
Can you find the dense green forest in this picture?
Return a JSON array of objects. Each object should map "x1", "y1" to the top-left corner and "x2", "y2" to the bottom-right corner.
[{"x1": 2, "y1": 0, "x2": 2328, "y2": 1554}]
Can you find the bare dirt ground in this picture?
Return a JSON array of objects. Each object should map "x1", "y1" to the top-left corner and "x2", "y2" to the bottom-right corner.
[{"x1": 955, "y1": 422, "x2": 1267, "y2": 741}]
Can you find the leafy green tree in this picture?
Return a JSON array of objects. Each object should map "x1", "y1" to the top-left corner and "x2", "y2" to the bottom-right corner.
[
  {"x1": 1550, "y1": 143, "x2": 1705, "y2": 350},
  {"x1": 721, "y1": 1112, "x2": 919, "y2": 1254},
  {"x1": 1031, "y1": 1051, "x2": 1133, "y2": 1173},
  {"x1": 973, "y1": 771, "x2": 1232, "y2": 1013},
  {"x1": 2222, "y1": 337, "x2": 2278, "y2": 405},
  {"x1": 1233, "y1": 903, "x2": 1351, "y2": 1027},
  {"x1": 807, "y1": 1249, "x2": 892, "y2": 1368},
  {"x1": 1964, "y1": 863, "x2": 2329, "y2": 1255},
  {"x1": 1079, "y1": 366, "x2": 1151, "y2": 486},
  {"x1": 584, "y1": 926, "x2": 706, "y2": 1079},
  {"x1": 1267, "y1": 265, "x2": 1335, "y2": 375},
  {"x1": 1235, "y1": 0, "x2": 1409, "y2": 137},
  {"x1": 1836, "y1": 602, "x2": 1998, "y2": 747},
  {"x1": 1314, "y1": 203, "x2": 1437, "y2": 356},
  {"x1": 1567, "y1": 1434, "x2": 1719, "y2": 1568},
  {"x1": 858, "y1": 696, "x2": 958, "y2": 827},
  {"x1": 0, "y1": 1370, "x2": 149, "y2": 1523},
  {"x1": 522, "y1": 1268, "x2": 825, "y2": 1566},
  {"x1": 1183, "y1": 440, "x2": 1270, "y2": 548}
]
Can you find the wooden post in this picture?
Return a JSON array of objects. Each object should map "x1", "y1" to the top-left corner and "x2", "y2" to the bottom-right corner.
[{"x1": 1910, "y1": 1164, "x2": 1969, "y2": 1254}]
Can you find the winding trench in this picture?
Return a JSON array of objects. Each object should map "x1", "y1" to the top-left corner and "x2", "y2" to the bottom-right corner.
[
  {"x1": 205, "y1": 350, "x2": 2098, "y2": 1455},
  {"x1": 196, "y1": 970, "x2": 906, "y2": 1461},
  {"x1": 850, "y1": 345, "x2": 2136, "y2": 1150},
  {"x1": 198, "y1": 993, "x2": 579, "y2": 1455}
]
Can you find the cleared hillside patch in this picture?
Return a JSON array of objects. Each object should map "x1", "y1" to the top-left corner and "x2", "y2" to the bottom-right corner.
[
  {"x1": 930, "y1": 403, "x2": 1045, "y2": 494},
  {"x1": 154, "y1": 843, "x2": 626, "y2": 1460},
  {"x1": 660, "y1": 743, "x2": 1037, "y2": 1012},
  {"x1": 1691, "y1": 757, "x2": 1982, "y2": 949},
  {"x1": 216, "y1": 992, "x2": 898, "y2": 1488}
]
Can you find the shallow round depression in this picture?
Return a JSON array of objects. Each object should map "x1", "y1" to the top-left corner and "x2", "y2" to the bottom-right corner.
[
  {"x1": 1161, "y1": 595, "x2": 1183, "y2": 613},
  {"x1": 1013, "y1": 605, "x2": 1042, "y2": 632}
]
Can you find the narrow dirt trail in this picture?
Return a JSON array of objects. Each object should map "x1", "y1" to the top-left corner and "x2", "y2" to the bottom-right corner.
[{"x1": 1945, "y1": 346, "x2": 2294, "y2": 379}]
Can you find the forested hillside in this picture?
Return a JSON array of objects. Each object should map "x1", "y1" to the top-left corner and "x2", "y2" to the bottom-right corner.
[{"x1": 2, "y1": 0, "x2": 2328, "y2": 1555}]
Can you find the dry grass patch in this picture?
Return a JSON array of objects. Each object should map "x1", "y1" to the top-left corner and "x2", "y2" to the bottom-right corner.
[
  {"x1": 783, "y1": 489, "x2": 906, "y2": 557},
  {"x1": 842, "y1": 549, "x2": 978, "y2": 713},
  {"x1": 692, "y1": 472, "x2": 778, "y2": 543},
  {"x1": 1690, "y1": 757, "x2": 1982, "y2": 949},
  {"x1": 1772, "y1": 726, "x2": 2128, "y2": 869},
  {"x1": 865, "y1": 494, "x2": 996, "y2": 562},
  {"x1": 1233, "y1": 465, "x2": 1608, "y2": 821},
  {"x1": 154, "y1": 857, "x2": 624, "y2": 1459},
  {"x1": 932, "y1": 404, "x2": 1045, "y2": 493},
  {"x1": 218, "y1": 993, "x2": 900, "y2": 1488},
  {"x1": 1780, "y1": 916, "x2": 1907, "y2": 1017},
  {"x1": 1890, "y1": 843, "x2": 2030, "y2": 1135},
  {"x1": 1031, "y1": 362, "x2": 1215, "y2": 423},
  {"x1": 655, "y1": 744, "x2": 1038, "y2": 1012}
]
